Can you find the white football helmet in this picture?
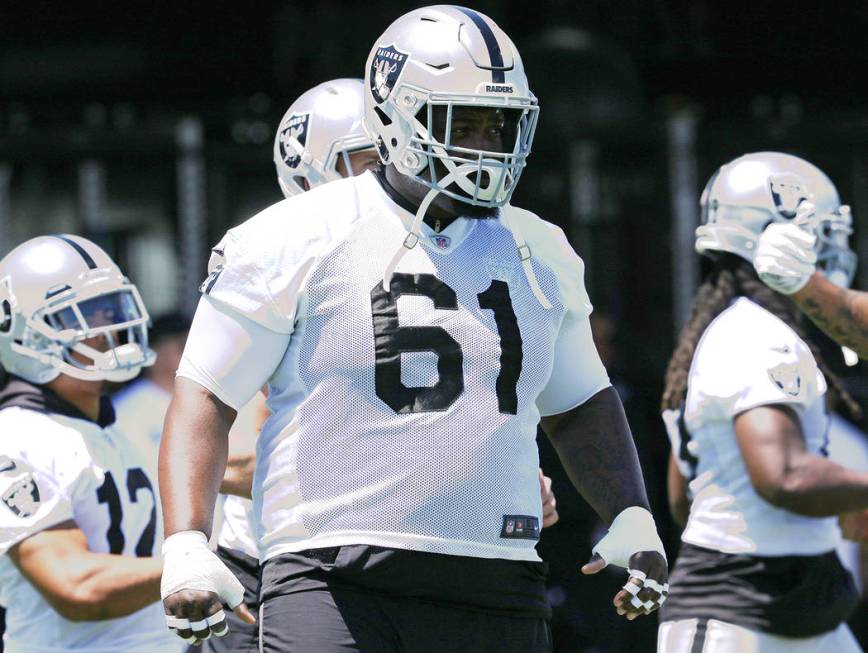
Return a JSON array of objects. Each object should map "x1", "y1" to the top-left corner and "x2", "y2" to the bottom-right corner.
[
  {"x1": 696, "y1": 151, "x2": 857, "y2": 288},
  {"x1": 362, "y1": 5, "x2": 539, "y2": 208},
  {"x1": 274, "y1": 78, "x2": 374, "y2": 198},
  {"x1": 0, "y1": 235, "x2": 155, "y2": 384}
]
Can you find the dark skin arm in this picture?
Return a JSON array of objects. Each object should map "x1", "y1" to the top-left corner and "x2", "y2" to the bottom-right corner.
[
  {"x1": 792, "y1": 272, "x2": 868, "y2": 360},
  {"x1": 9, "y1": 521, "x2": 163, "y2": 622},
  {"x1": 160, "y1": 377, "x2": 236, "y2": 537},
  {"x1": 540, "y1": 386, "x2": 667, "y2": 619},
  {"x1": 159, "y1": 377, "x2": 255, "y2": 640},
  {"x1": 735, "y1": 405, "x2": 868, "y2": 517},
  {"x1": 667, "y1": 452, "x2": 690, "y2": 529}
]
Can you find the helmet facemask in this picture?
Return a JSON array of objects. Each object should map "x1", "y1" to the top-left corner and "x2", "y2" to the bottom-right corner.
[
  {"x1": 396, "y1": 88, "x2": 538, "y2": 208},
  {"x1": 17, "y1": 282, "x2": 155, "y2": 383},
  {"x1": 812, "y1": 206, "x2": 858, "y2": 289}
]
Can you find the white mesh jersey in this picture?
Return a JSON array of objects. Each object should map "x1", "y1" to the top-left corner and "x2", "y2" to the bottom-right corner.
[
  {"x1": 217, "y1": 391, "x2": 265, "y2": 560},
  {"x1": 0, "y1": 407, "x2": 180, "y2": 653},
  {"x1": 664, "y1": 297, "x2": 839, "y2": 556},
  {"x1": 196, "y1": 171, "x2": 605, "y2": 563}
]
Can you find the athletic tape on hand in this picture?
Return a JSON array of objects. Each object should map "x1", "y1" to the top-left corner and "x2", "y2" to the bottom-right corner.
[
  {"x1": 622, "y1": 582, "x2": 641, "y2": 597},
  {"x1": 630, "y1": 596, "x2": 657, "y2": 611},
  {"x1": 161, "y1": 531, "x2": 246, "y2": 608},
  {"x1": 627, "y1": 568, "x2": 647, "y2": 582},
  {"x1": 206, "y1": 610, "x2": 227, "y2": 627},
  {"x1": 592, "y1": 507, "x2": 666, "y2": 569},
  {"x1": 165, "y1": 615, "x2": 191, "y2": 630},
  {"x1": 645, "y1": 579, "x2": 669, "y2": 594}
]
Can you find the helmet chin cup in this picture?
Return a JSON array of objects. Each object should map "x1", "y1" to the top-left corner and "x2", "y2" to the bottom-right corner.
[{"x1": 449, "y1": 160, "x2": 512, "y2": 204}]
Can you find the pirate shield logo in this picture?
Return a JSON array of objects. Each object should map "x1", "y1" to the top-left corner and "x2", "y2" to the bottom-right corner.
[
  {"x1": 2, "y1": 474, "x2": 41, "y2": 518},
  {"x1": 769, "y1": 173, "x2": 809, "y2": 219},
  {"x1": 278, "y1": 112, "x2": 310, "y2": 169},
  {"x1": 370, "y1": 44, "x2": 409, "y2": 104}
]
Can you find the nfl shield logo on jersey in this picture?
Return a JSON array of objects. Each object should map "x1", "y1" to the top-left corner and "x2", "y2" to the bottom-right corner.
[
  {"x1": 2, "y1": 474, "x2": 41, "y2": 518},
  {"x1": 278, "y1": 113, "x2": 310, "y2": 169},
  {"x1": 370, "y1": 44, "x2": 409, "y2": 104},
  {"x1": 430, "y1": 235, "x2": 450, "y2": 249}
]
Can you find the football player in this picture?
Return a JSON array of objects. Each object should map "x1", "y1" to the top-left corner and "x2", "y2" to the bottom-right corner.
[
  {"x1": 207, "y1": 76, "x2": 559, "y2": 653},
  {"x1": 659, "y1": 152, "x2": 867, "y2": 652},
  {"x1": 159, "y1": 7, "x2": 668, "y2": 652},
  {"x1": 0, "y1": 235, "x2": 183, "y2": 652},
  {"x1": 754, "y1": 204, "x2": 868, "y2": 360}
]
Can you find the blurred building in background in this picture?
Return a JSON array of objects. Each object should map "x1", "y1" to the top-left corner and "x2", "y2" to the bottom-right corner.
[{"x1": 1, "y1": 2, "x2": 866, "y2": 651}]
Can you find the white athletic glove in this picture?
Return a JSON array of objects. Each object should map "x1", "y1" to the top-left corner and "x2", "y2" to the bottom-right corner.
[
  {"x1": 754, "y1": 203, "x2": 818, "y2": 295},
  {"x1": 592, "y1": 506, "x2": 666, "y2": 569},
  {"x1": 161, "y1": 530, "x2": 245, "y2": 608}
]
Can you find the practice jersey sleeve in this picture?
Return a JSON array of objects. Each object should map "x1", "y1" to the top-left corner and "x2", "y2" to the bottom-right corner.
[
  {"x1": 0, "y1": 415, "x2": 99, "y2": 555},
  {"x1": 0, "y1": 460, "x2": 71, "y2": 555},
  {"x1": 177, "y1": 296, "x2": 290, "y2": 410},
  {"x1": 689, "y1": 300, "x2": 827, "y2": 421},
  {"x1": 201, "y1": 199, "x2": 320, "y2": 334},
  {"x1": 536, "y1": 315, "x2": 611, "y2": 416},
  {"x1": 507, "y1": 207, "x2": 609, "y2": 416}
]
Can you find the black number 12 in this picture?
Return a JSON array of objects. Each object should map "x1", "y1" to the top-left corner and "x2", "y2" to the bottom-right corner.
[{"x1": 95, "y1": 468, "x2": 156, "y2": 557}]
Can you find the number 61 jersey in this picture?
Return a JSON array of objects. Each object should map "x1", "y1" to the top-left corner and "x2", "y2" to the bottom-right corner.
[
  {"x1": 0, "y1": 378, "x2": 178, "y2": 652},
  {"x1": 199, "y1": 171, "x2": 609, "y2": 564}
]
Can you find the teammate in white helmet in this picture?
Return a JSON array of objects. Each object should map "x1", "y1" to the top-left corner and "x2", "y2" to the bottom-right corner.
[
  {"x1": 659, "y1": 152, "x2": 867, "y2": 652},
  {"x1": 754, "y1": 206, "x2": 868, "y2": 360},
  {"x1": 160, "y1": 7, "x2": 668, "y2": 652},
  {"x1": 0, "y1": 235, "x2": 183, "y2": 653}
]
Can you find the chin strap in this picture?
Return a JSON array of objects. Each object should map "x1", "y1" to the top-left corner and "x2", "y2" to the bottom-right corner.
[
  {"x1": 382, "y1": 170, "x2": 457, "y2": 290},
  {"x1": 383, "y1": 126, "x2": 552, "y2": 309},
  {"x1": 498, "y1": 210, "x2": 552, "y2": 309}
]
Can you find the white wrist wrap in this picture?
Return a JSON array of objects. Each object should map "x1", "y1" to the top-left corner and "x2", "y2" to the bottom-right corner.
[
  {"x1": 161, "y1": 530, "x2": 245, "y2": 608},
  {"x1": 592, "y1": 506, "x2": 666, "y2": 569}
]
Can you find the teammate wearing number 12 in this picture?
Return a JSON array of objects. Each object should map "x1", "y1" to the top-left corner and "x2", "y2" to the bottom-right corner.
[
  {"x1": 159, "y1": 6, "x2": 668, "y2": 651},
  {"x1": 0, "y1": 236, "x2": 182, "y2": 652}
]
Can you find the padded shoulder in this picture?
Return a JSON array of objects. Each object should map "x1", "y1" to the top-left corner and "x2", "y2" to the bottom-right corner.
[
  {"x1": 503, "y1": 205, "x2": 592, "y2": 320},
  {"x1": 205, "y1": 176, "x2": 368, "y2": 333}
]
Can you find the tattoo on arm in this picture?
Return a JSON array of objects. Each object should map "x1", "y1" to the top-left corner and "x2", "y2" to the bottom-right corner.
[
  {"x1": 797, "y1": 282, "x2": 868, "y2": 359},
  {"x1": 542, "y1": 387, "x2": 650, "y2": 524}
]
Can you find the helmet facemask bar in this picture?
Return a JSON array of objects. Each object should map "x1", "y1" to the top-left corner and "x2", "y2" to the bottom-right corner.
[
  {"x1": 814, "y1": 207, "x2": 858, "y2": 288},
  {"x1": 18, "y1": 284, "x2": 155, "y2": 382},
  {"x1": 404, "y1": 91, "x2": 539, "y2": 208}
]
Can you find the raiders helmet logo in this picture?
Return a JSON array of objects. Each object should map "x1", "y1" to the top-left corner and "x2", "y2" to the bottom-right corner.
[
  {"x1": 278, "y1": 113, "x2": 311, "y2": 169},
  {"x1": 370, "y1": 44, "x2": 410, "y2": 104},
  {"x1": 2, "y1": 474, "x2": 41, "y2": 518},
  {"x1": 769, "y1": 174, "x2": 809, "y2": 219}
]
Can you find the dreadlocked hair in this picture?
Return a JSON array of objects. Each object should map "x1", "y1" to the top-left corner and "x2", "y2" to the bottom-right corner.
[{"x1": 662, "y1": 252, "x2": 862, "y2": 424}]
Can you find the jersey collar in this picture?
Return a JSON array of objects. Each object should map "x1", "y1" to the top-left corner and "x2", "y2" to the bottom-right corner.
[
  {"x1": 0, "y1": 375, "x2": 116, "y2": 427},
  {"x1": 362, "y1": 169, "x2": 478, "y2": 255}
]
